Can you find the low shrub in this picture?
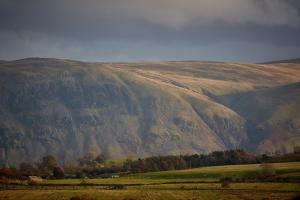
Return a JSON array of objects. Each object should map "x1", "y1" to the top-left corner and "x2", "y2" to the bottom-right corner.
[
  {"x1": 109, "y1": 184, "x2": 126, "y2": 190},
  {"x1": 242, "y1": 170, "x2": 261, "y2": 181},
  {"x1": 80, "y1": 177, "x2": 89, "y2": 185},
  {"x1": 0, "y1": 177, "x2": 9, "y2": 184},
  {"x1": 220, "y1": 176, "x2": 232, "y2": 188},
  {"x1": 70, "y1": 194, "x2": 96, "y2": 200},
  {"x1": 27, "y1": 180, "x2": 39, "y2": 186},
  {"x1": 260, "y1": 163, "x2": 276, "y2": 178}
]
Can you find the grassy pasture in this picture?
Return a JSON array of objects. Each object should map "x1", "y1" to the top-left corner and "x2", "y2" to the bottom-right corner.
[
  {"x1": 0, "y1": 162, "x2": 299, "y2": 200},
  {"x1": 41, "y1": 162, "x2": 300, "y2": 185},
  {"x1": 0, "y1": 187, "x2": 299, "y2": 200},
  {"x1": 130, "y1": 162, "x2": 300, "y2": 180}
]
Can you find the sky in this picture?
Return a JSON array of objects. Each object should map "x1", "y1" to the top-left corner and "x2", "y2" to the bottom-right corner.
[{"x1": 0, "y1": 0, "x2": 300, "y2": 63}]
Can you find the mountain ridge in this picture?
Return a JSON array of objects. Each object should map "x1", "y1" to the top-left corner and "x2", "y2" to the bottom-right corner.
[{"x1": 0, "y1": 58, "x2": 300, "y2": 166}]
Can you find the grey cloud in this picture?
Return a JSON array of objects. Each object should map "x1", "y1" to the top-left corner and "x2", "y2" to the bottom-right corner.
[
  {"x1": 53, "y1": 0, "x2": 299, "y2": 28},
  {"x1": 109, "y1": 0, "x2": 300, "y2": 28},
  {"x1": 1, "y1": 29, "x2": 300, "y2": 63},
  {"x1": 0, "y1": 0, "x2": 299, "y2": 62},
  {"x1": 1, "y1": 0, "x2": 299, "y2": 30}
]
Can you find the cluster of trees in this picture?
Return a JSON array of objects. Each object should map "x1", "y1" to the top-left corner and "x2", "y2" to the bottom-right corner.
[
  {"x1": 1, "y1": 149, "x2": 300, "y2": 180},
  {"x1": 76, "y1": 149, "x2": 300, "y2": 177},
  {"x1": 0, "y1": 155, "x2": 65, "y2": 180},
  {"x1": 21, "y1": 155, "x2": 65, "y2": 179},
  {"x1": 0, "y1": 167, "x2": 21, "y2": 180},
  {"x1": 127, "y1": 149, "x2": 300, "y2": 174},
  {"x1": 124, "y1": 149, "x2": 257, "y2": 173},
  {"x1": 124, "y1": 155, "x2": 188, "y2": 173}
]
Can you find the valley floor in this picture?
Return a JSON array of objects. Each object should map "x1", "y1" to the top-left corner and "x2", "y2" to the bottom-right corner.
[{"x1": 1, "y1": 162, "x2": 300, "y2": 200}]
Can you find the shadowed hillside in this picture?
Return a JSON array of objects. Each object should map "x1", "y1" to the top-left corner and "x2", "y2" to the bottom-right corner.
[
  {"x1": 0, "y1": 58, "x2": 300, "y2": 166},
  {"x1": 218, "y1": 82, "x2": 300, "y2": 154}
]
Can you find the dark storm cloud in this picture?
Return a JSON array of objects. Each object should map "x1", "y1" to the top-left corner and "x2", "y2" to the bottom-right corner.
[{"x1": 0, "y1": 0, "x2": 300, "y2": 62}]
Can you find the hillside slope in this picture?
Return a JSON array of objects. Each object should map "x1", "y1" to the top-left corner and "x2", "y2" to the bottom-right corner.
[
  {"x1": 219, "y1": 82, "x2": 300, "y2": 154},
  {"x1": 0, "y1": 58, "x2": 300, "y2": 166}
]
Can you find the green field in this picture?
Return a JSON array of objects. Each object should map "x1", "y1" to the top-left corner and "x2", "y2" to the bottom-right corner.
[{"x1": 1, "y1": 162, "x2": 300, "y2": 200}]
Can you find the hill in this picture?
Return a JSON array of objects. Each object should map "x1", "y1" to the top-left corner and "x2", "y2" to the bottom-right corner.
[
  {"x1": 0, "y1": 58, "x2": 300, "y2": 166},
  {"x1": 261, "y1": 58, "x2": 300, "y2": 64}
]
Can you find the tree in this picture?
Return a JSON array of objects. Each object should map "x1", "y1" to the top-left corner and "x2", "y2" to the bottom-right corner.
[
  {"x1": 294, "y1": 146, "x2": 300, "y2": 154},
  {"x1": 94, "y1": 154, "x2": 106, "y2": 164},
  {"x1": 78, "y1": 153, "x2": 107, "y2": 170},
  {"x1": 19, "y1": 162, "x2": 39, "y2": 176},
  {"x1": 0, "y1": 167, "x2": 21, "y2": 179},
  {"x1": 123, "y1": 158, "x2": 133, "y2": 172},
  {"x1": 53, "y1": 166, "x2": 65, "y2": 179},
  {"x1": 39, "y1": 155, "x2": 60, "y2": 178},
  {"x1": 63, "y1": 163, "x2": 77, "y2": 175},
  {"x1": 41, "y1": 155, "x2": 58, "y2": 171}
]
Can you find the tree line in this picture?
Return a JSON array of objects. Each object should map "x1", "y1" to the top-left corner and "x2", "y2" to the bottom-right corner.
[
  {"x1": 1, "y1": 149, "x2": 300, "y2": 180},
  {"x1": 84, "y1": 149, "x2": 300, "y2": 177}
]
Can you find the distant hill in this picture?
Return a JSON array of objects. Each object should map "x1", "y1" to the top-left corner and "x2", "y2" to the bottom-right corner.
[
  {"x1": 261, "y1": 58, "x2": 300, "y2": 64},
  {"x1": 0, "y1": 58, "x2": 300, "y2": 166}
]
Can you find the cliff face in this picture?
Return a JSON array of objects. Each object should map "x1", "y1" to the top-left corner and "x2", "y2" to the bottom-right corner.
[{"x1": 1, "y1": 58, "x2": 300, "y2": 166}]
